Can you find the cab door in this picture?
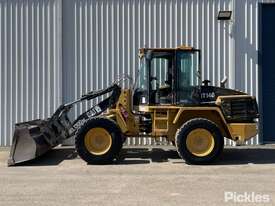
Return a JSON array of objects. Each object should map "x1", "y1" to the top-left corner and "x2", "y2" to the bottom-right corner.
[
  {"x1": 175, "y1": 50, "x2": 201, "y2": 105},
  {"x1": 143, "y1": 52, "x2": 174, "y2": 105}
]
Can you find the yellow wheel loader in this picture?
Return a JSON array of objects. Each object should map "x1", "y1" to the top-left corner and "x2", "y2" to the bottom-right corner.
[{"x1": 8, "y1": 46, "x2": 259, "y2": 166}]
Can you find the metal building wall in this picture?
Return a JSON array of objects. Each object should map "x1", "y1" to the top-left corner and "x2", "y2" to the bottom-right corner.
[
  {"x1": 234, "y1": 0, "x2": 275, "y2": 145},
  {"x1": 2, "y1": 0, "x2": 274, "y2": 146},
  {"x1": 0, "y1": 0, "x2": 62, "y2": 146}
]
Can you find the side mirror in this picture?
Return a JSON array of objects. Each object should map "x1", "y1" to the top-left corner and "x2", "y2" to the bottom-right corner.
[{"x1": 220, "y1": 76, "x2": 228, "y2": 88}]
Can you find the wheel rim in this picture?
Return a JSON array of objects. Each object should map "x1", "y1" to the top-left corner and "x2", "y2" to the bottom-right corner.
[
  {"x1": 186, "y1": 128, "x2": 215, "y2": 157},
  {"x1": 84, "y1": 128, "x2": 112, "y2": 155}
]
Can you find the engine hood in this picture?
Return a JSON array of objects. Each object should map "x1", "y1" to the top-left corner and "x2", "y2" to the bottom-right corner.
[
  {"x1": 181, "y1": 86, "x2": 247, "y2": 105},
  {"x1": 201, "y1": 86, "x2": 246, "y2": 101}
]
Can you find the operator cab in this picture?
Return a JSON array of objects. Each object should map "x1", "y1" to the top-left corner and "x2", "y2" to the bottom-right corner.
[{"x1": 133, "y1": 46, "x2": 201, "y2": 106}]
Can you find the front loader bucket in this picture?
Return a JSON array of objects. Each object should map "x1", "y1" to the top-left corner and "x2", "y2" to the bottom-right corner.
[{"x1": 8, "y1": 120, "x2": 60, "y2": 166}]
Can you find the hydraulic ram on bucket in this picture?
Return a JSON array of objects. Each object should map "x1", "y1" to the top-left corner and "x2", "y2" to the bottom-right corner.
[{"x1": 8, "y1": 84, "x2": 121, "y2": 166}]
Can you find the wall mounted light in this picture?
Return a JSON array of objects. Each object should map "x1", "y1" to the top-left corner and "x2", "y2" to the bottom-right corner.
[{"x1": 217, "y1": 11, "x2": 232, "y2": 20}]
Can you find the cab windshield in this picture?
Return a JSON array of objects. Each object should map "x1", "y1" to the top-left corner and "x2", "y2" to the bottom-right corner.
[{"x1": 136, "y1": 49, "x2": 201, "y2": 105}]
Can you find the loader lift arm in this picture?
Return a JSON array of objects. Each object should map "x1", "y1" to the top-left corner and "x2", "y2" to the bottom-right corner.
[
  {"x1": 8, "y1": 83, "x2": 121, "y2": 166},
  {"x1": 69, "y1": 83, "x2": 121, "y2": 135}
]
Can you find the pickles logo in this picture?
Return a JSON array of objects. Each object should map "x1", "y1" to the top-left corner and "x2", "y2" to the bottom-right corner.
[{"x1": 224, "y1": 192, "x2": 271, "y2": 203}]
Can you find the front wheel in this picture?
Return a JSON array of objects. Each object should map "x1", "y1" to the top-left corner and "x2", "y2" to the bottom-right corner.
[
  {"x1": 75, "y1": 117, "x2": 123, "y2": 164},
  {"x1": 175, "y1": 118, "x2": 224, "y2": 164}
]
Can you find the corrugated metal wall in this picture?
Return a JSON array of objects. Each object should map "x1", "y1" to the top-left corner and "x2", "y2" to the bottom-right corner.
[
  {"x1": 63, "y1": 0, "x2": 233, "y2": 99},
  {"x1": 2, "y1": 0, "x2": 275, "y2": 146},
  {"x1": 234, "y1": 0, "x2": 275, "y2": 145},
  {"x1": 0, "y1": 0, "x2": 62, "y2": 146}
]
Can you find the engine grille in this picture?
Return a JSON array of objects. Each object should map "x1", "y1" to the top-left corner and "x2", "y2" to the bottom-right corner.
[{"x1": 221, "y1": 97, "x2": 259, "y2": 122}]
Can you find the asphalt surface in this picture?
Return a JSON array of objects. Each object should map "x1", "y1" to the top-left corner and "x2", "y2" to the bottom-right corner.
[{"x1": 0, "y1": 145, "x2": 275, "y2": 206}]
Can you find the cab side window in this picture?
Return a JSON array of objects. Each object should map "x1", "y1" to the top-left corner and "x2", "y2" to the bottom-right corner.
[
  {"x1": 150, "y1": 56, "x2": 173, "y2": 104},
  {"x1": 176, "y1": 51, "x2": 200, "y2": 104}
]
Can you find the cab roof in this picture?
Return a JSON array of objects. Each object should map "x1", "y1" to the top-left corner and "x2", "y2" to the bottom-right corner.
[
  {"x1": 139, "y1": 45, "x2": 198, "y2": 53},
  {"x1": 138, "y1": 45, "x2": 200, "y2": 58}
]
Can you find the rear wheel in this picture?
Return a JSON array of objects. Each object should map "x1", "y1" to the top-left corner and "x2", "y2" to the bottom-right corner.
[
  {"x1": 175, "y1": 118, "x2": 224, "y2": 164},
  {"x1": 75, "y1": 117, "x2": 123, "y2": 164}
]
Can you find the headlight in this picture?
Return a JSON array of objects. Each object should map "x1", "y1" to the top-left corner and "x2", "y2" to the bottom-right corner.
[{"x1": 221, "y1": 101, "x2": 231, "y2": 117}]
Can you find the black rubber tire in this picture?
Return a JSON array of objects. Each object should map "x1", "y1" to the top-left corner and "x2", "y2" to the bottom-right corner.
[
  {"x1": 75, "y1": 117, "x2": 123, "y2": 164},
  {"x1": 175, "y1": 118, "x2": 224, "y2": 165}
]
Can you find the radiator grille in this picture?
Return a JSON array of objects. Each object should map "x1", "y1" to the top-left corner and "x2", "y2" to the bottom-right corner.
[{"x1": 221, "y1": 97, "x2": 259, "y2": 122}]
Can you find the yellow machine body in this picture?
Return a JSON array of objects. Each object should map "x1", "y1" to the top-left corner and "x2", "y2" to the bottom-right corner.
[{"x1": 104, "y1": 89, "x2": 257, "y2": 144}]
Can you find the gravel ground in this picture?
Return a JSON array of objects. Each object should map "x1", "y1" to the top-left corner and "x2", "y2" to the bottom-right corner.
[{"x1": 0, "y1": 145, "x2": 275, "y2": 206}]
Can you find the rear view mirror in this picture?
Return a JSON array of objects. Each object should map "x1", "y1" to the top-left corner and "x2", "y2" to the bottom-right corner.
[{"x1": 220, "y1": 76, "x2": 228, "y2": 88}]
